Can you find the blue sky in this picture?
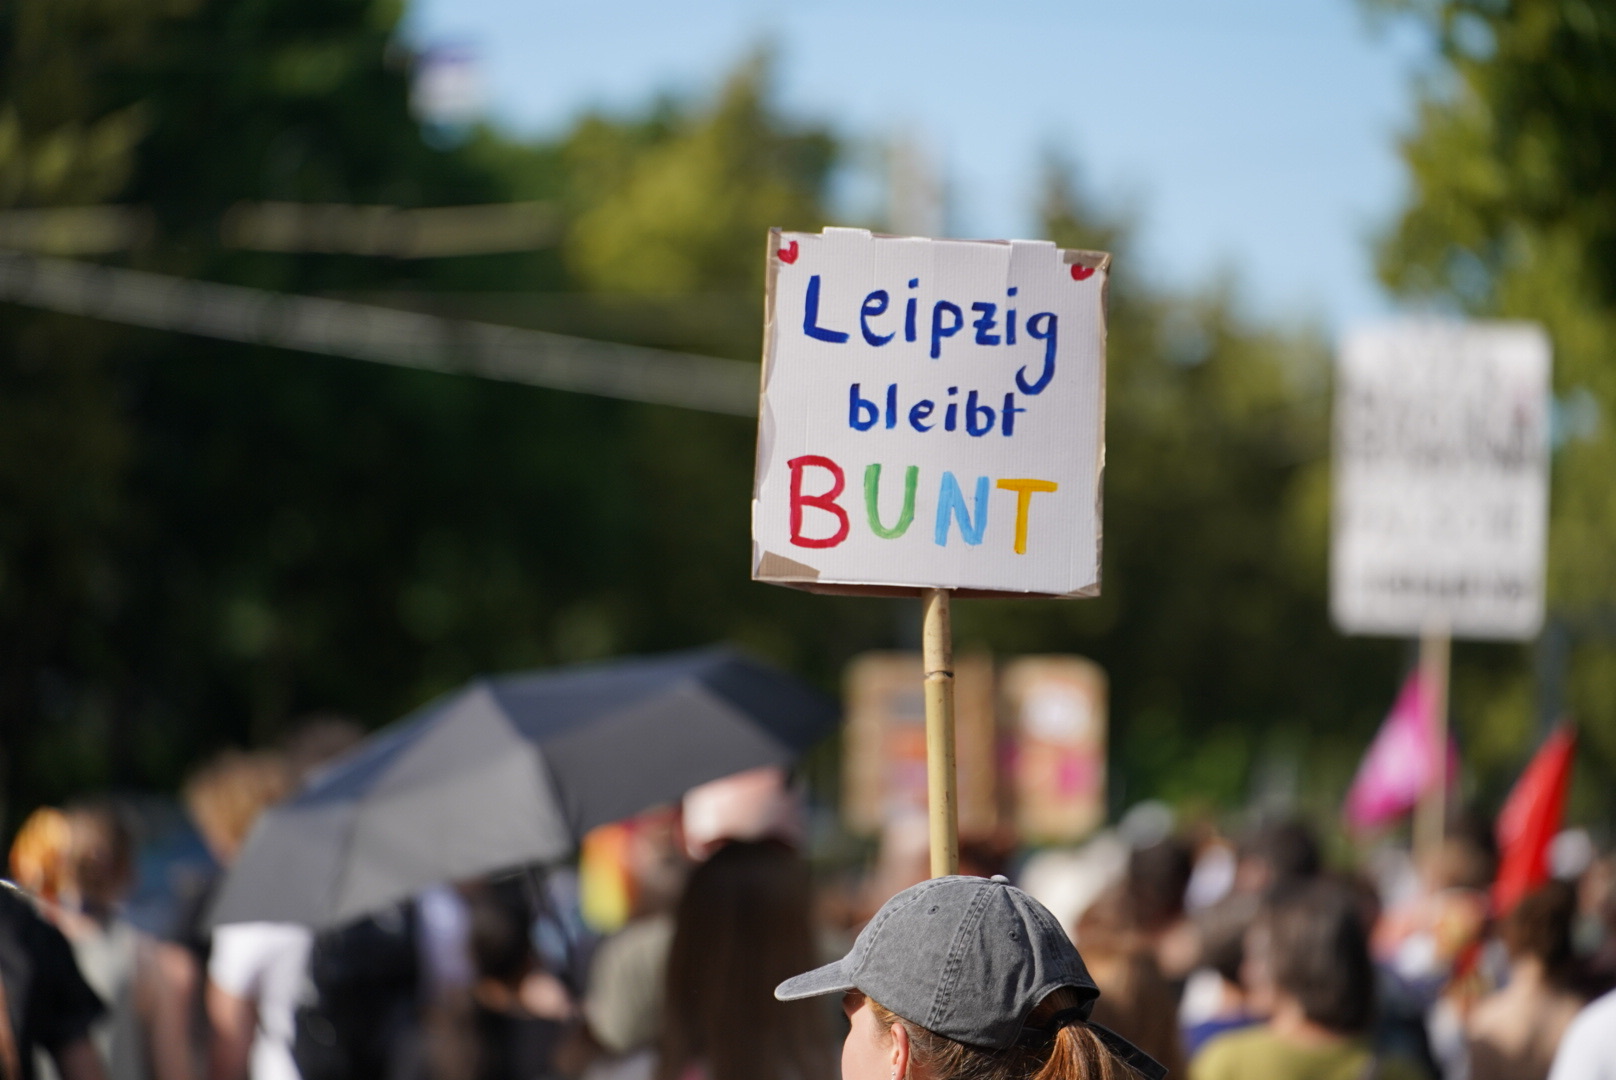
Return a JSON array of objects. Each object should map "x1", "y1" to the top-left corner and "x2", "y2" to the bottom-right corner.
[{"x1": 404, "y1": 0, "x2": 1432, "y2": 333}]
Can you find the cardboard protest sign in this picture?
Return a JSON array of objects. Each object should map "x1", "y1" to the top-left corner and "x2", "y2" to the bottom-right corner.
[
  {"x1": 1332, "y1": 321, "x2": 1551, "y2": 640},
  {"x1": 752, "y1": 228, "x2": 1109, "y2": 598},
  {"x1": 842, "y1": 652, "x2": 999, "y2": 839},
  {"x1": 1001, "y1": 656, "x2": 1106, "y2": 844}
]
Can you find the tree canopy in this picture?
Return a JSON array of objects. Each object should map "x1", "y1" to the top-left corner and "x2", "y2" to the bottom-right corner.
[
  {"x1": 19, "y1": 0, "x2": 1584, "y2": 832},
  {"x1": 1373, "y1": 0, "x2": 1616, "y2": 815}
]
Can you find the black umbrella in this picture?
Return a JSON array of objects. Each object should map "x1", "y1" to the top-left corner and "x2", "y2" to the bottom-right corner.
[{"x1": 208, "y1": 646, "x2": 836, "y2": 929}]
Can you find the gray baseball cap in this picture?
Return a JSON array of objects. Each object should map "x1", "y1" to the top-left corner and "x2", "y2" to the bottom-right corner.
[{"x1": 775, "y1": 875, "x2": 1165, "y2": 1080}]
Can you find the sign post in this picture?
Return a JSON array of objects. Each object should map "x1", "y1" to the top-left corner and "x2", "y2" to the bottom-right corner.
[
  {"x1": 1413, "y1": 627, "x2": 1452, "y2": 858},
  {"x1": 753, "y1": 228, "x2": 1110, "y2": 876},
  {"x1": 1332, "y1": 321, "x2": 1550, "y2": 861},
  {"x1": 922, "y1": 588, "x2": 959, "y2": 876},
  {"x1": 842, "y1": 650, "x2": 998, "y2": 840}
]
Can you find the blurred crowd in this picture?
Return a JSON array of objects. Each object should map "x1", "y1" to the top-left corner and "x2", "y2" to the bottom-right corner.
[
  {"x1": 1013, "y1": 812, "x2": 1616, "y2": 1080},
  {"x1": 2, "y1": 737, "x2": 1614, "y2": 1080}
]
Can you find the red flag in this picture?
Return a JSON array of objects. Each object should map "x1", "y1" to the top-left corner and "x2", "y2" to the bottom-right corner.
[{"x1": 1492, "y1": 725, "x2": 1576, "y2": 916}]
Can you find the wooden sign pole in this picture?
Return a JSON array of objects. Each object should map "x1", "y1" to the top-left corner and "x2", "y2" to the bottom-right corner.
[
  {"x1": 922, "y1": 587, "x2": 960, "y2": 877},
  {"x1": 1414, "y1": 626, "x2": 1451, "y2": 864}
]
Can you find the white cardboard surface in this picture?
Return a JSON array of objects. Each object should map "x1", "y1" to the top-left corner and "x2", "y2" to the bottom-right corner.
[
  {"x1": 752, "y1": 228, "x2": 1108, "y2": 598},
  {"x1": 1331, "y1": 320, "x2": 1551, "y2": 640}
]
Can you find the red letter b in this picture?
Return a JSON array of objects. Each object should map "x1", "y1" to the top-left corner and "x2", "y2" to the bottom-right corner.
[{"x1": 788, "y1": 455, "x2": 849, "y2": 548}]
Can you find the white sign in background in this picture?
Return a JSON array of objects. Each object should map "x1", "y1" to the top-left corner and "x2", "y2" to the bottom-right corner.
[
  {"x1": 1332, "y1": 321, "x2": 1551, "y2": 640},
  {"x1": 751, "y1": 228, "x2": 1108, "y2": 597}
]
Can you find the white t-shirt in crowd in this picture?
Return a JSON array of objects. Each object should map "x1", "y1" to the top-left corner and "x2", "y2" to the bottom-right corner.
[
  {"x1": 1548, "y1": 988, "x2": 1616, "y2": 1080},
  {"x1": 209, "y1": 922, "x2": 315, "y2": 1080},
  {"x1": 416, "y1": 884, "x2": 472, "y2": 998}
]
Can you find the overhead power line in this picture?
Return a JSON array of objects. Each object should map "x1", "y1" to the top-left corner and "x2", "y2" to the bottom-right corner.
[
  {"x1": 220, "y1": 200, "x2": 561, "y2": 257},
  {"x1": 0, "y1": 207, "x2": 155, "y2": 255},
  {"x1": 0, "y1": 251, "x2": 759, "y2": 417},
  {"x1": 0, "y1": 202, "x2": 562, "y2": 257}
]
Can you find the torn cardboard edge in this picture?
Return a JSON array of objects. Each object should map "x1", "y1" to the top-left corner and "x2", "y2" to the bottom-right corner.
[
  {"x1": 752, "y1": 228, "x2": 785, "y2": 503},
  {"x1": 753, "y1": 548, "x2": 1100, "y2": 601},
  {"x1": 1063, "y1": 249, "x2": 1112, "y2": 273}
]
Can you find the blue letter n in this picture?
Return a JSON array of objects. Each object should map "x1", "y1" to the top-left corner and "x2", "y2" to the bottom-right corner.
[{"x1": 934, "y1": 472, "x2": 989, "y2": 546}]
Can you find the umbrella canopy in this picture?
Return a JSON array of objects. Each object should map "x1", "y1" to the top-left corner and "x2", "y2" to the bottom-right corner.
[{"x1": 208, "y1": 647, "x2": 836, "y2": 929}]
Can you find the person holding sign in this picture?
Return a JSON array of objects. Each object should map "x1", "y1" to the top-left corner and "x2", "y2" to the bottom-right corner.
[{"x1": 774, "y1": 874, "x2": 1164, "y2": 1080}]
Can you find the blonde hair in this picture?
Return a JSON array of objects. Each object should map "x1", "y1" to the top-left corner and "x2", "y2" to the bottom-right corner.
[
  {"x1": 868, "y1": 988, "x2": 1142, "y2": 1080},
  {"x1": 9, "y1": 807, "x2": 72, "y2": 901},
  {"x1": 183, "y1": 750, "x2": 291, "y2": 863}
]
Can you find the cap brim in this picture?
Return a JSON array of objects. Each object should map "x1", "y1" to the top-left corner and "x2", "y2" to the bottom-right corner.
[
  {"x1": 773, "y1": 957, "x2": 856, "y2": 1002},
  {"x1": 1089, "y1": 1022, "x2": 1166, "y2": 1080}
]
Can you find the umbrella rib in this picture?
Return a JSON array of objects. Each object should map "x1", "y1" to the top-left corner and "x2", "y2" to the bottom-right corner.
[
  {"x1": 316, "y1": 679, "x2": 490, "y2": 924},
  {"x1": 320, "y1": 680, "x2": 563, "y2": 925}
]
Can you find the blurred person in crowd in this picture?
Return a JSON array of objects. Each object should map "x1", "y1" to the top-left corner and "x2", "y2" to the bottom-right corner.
[
  {"x1": 1234, "y1": 819, "x2": 1322, "y2": 898},
  {"x1": 50, "y1": 802, "x2": 150, "y2": 1080},
  {"x1": 1018, "y1": 833, "x2": 1130, "y2": 944},
  {"x1": 210, "y1": 717, "x2": 366, "y2": 1080},
  {"x1": 480, "y1": 883, "x2": 574, "y2": 1077},
  {"x1": 568, "y1": 768, "x2": 807, "y2": 1080},
  {"x1": 1193, "y1": 879, "x2": 1423, "y2": 1080},
  {"x1": 189, "y1": 750, "x2": 299, "y2": 1080},
  {"x1": 16, "y1": 803, "x2": 199, "y2": 1080},
  {"x1": 774, "y1": 874, "x2": 1165, "y2": 1080},
  {"x1": 134, "y1": 835, "x2": 218, "y2": 1080},
  {"x1": 10, "y1": 810, "x2": 72, "y2": 907},
  {"x1": 679, "y1": 767, "x2": 802, "y2": 863},
  {"x1": 293, "y1": 903, "x2": 420, "y2": 1080},
  {"x1": 417, "y1": 882, "x2": 476, "y2": 1025},
  {"x1": 1547, "y1": 983, "x2": 1616, "y2": 1080},
  {"x1": 656, "y1": 840, "x2": 834, "y2": 1080},
  {"x1": 1330, "y1": 874, "x2": 1435, "y2": 1079},
  {"x1": 185, "y1": 750, "x2": 291, "y2": 879},
  {"x1": 560, "y1": 808, "x2": 690, "y2": 1078},
  {"x1": 0, "y1": 878, "x2": 109, "y2": 1080},
  {"x1": 1372, "y1": 820, "x2": 1495, "y2": 980},
  {"x1": 1574, "y1": 852, "x2": 1616, "y2": 993},
  {"x1": 1073, "y1": 882, "x2": 1185, "y2": 1079},
  {"x1": 1466, "y1": 881, "x2": 1586, "y2": 1080},
  {"x1": 1125, "y1": 838, "x2": 1197, "y2": 983},
  {"x1": 420, "y1": 878, "x2": 577, "y2": 1080},
  {"x1": 1179, "y1": 895, "x2": 1260, "y2": 1060},
  {"x1": 1372, "y1": 820, "x2": 1496, "y2": 1078},
  {"x1": 418, "y1": 885, "x2": 477, "y2": 1080},
  {"x1": 1183, "y1": 829, "x2": 1238, "y2": 915}
]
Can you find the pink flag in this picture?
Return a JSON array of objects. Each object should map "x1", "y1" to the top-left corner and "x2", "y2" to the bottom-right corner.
[{"x1": 1344, "y1": 671, "x2": 1453, "y2": 832}]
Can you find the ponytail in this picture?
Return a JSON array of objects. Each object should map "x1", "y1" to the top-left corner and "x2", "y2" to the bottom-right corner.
[
  {"x1": 868, "y1": 990, "x2": 1143, "y2": 1080},
  {"x1": 1034, "y1": 1023, "x2": 1138, "y2": 1080}
]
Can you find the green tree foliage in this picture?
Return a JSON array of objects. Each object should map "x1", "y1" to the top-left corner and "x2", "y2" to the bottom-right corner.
[
  {"x1": 1, "y1": 0, "x2": 1418, "y2": 827},
  {"x1": 0, "y1": 5, "x2": 900, "y2": 818},
  {"x1": 0, "y1": 0, "x2": 201, "y2": 801},
  {"x1": 563, "y1": 54, "x2": 835, "y2": 296},
  {"x1": 959, "y1": 167, "x2": 1398, "y2": 811},
  {"x1": 1373, "y1": 0, "x2": 1616, "y2": 809},
  {"x1": 0, "y1": 0, "x2": 555, "y2": 805}
]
